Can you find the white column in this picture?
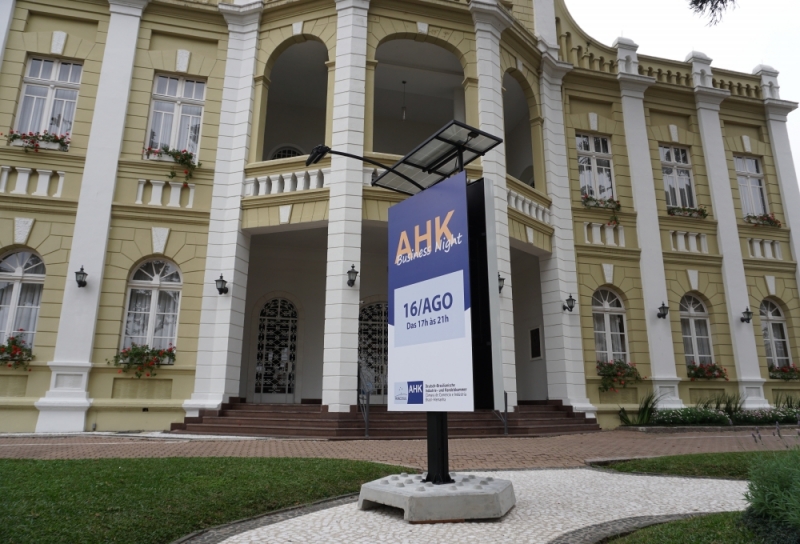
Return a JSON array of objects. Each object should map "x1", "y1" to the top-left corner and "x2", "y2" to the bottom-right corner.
[
  {"x1": 754, "y1": 66, "x2": 800, "y2": 291},
  {"x1": 538, "y1": 52, "x2": 596, "y2": 417},
  {"x1": 0, "y1": 0, "x2": 15, "y2": 72},
  {"x1": 615, "y1": 38, "x2": 682, "y2": 408},
  {"x1": 321, "y1": 0, "x2": 369, "y2": 412},
  {"x1": 688, "y1": 52, "x2": 768, "y2": 408},
  {"x1": 35, "y1": 0, "x2": 150, "y2": 432},
  {"x1": 470, "y1": 0, "x2": 517, "y2": 409},
  {"x1": 183, "y1": 1, "x2": 262, "y2": 417}
]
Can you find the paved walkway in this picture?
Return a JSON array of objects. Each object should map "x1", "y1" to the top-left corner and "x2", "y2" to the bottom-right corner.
[
  {"x1": 217, "y1": 468, "x2": 749, "y2": 543},
  {"x1": 0, "y1": 429, "x2": 789, "y2": 469}
]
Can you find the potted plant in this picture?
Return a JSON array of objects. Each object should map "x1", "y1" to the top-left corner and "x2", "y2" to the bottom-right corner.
[
  {"x1": 144, "y1": 145, "x2": 201, "y2": 181},
  {"x1": 687, "y1": 361, "x2": 729, "y2": 381},
  {"x1": 768, "y1": 363, "x2": 800, "y2": 381},
  {"x1": 667, "y1": 205, "x2": 709, "y2": 219},
  {"x1": 107, "y1": 343, "x2": 176, "y2": 378},
  {"x1": 581, "y1": 194, "x2": 621, "y2": 211},
  {"x1": 0, "y1": 333, "x2": 34, "y2": 371},
  {"x1": 4, "y1": 130, "x2": 70, "y2": 152},
  {"x1": 596, "y1": 359, "x2": 643, "y2": 393},
  {"x1": 744, "y1": 213, "x2": 781, "y2": 227}
]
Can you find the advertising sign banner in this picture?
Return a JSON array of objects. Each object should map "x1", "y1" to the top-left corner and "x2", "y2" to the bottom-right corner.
[{"x1": 387, "y1": 171, "x2": 473, "y2": 412}]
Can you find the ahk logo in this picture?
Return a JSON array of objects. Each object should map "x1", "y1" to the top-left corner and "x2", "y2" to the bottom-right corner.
[{"x1": 407, "y1": 381, "x2": 423, "y2": 404}]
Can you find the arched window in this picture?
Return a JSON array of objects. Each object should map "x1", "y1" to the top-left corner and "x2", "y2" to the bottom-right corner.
[
  {"x1": 255, "y1": 298, "x2": 297, "y2": 397},
  {"x1": 680, "y1": 295, "x2": 713, "y2": 365},
  {"x1": 358, "y1": 302, "x2": 388, "y2": 401},
  {"x1": 270, "y1": 146, "x2": 303, "y2": 160},
  {"x1": 0, "y1": 251, "x2": 45, "y2": 347},
  {"x1": 123, "y1": 260, "x2": 181, "y2": 349},
  {"x1": 761, "y1": 300, "x2": 792, "y2": 368},
  {"x1": 592, "y1": 289, "x2": 627, "y2": 362}
]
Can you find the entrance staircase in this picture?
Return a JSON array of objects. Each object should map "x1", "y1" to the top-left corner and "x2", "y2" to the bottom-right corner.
[{"x1": 170, "y1": 399, "x2": 601, "y2": 439}]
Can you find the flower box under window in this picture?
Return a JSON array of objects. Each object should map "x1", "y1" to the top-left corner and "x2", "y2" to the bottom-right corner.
[
  {"x1": 667, "y1": 206, "x2": 708, "y2": 219},
  {"x1": 744, "y1": 213, "x2": 781, "y2": 228},
  {"x1": 581, "y1": 195, "x2": 621, "y2": 211},
  {"x1": 769, "y1": 363, "x2": 800, "y2": 381}
]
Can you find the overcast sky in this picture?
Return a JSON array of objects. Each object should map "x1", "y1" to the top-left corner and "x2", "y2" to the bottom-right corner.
[{"x1": 563, "y1": 0, "x2": 799, "y2": 179}]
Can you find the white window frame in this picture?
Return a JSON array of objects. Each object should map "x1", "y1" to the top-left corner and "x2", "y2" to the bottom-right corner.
[
  {"x1": 679, "y1": 295, "x2": 714, "y2": 366},
  {"x1": 660, "y1": 145, "x2": 697, "y2": 209},
  {"x1": 144, "y1": 74, "x2": 206, "y2": 161},
  {"x1": 576, "y1": 133, "x2": 616, "y2": 200},
  {"x1": 0, "y1": 251, "x2": 46, "y2": 348},
  {"x1": 735, "y1": 155, "x2": 768, "y2": 217},
  {"x1": 121, "y1": 260, "x2": 183, "y2": 352},
  {"x1": 14, "y1": 57, "x2": 82, "y2": 142},
  {"x1": 591, "y1": 288, "x2": 629, "y2": 363},
  {"x1": 760, "y1": 299, "x2": 792, "y2": 368}
]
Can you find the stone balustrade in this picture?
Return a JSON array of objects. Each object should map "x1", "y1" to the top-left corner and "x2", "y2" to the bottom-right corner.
[
  {"x1": 0, "y1": 165, "x2": 66, "y2": 198},
  {"x1": 583, "y1": 221, "x2": 626, "y2": 247},
  {"x1": 135, "y1": 179, "x2": 195, "y2": 208},
  {"x1": 243, "y1": 168, "x2": 328, "y2": 197},
  {"x1": 747, "y1": 238, "x2": 783, "y2": 260},
  {"x1": 668, "y1": 230, "x2": 708, "y2": 254}
]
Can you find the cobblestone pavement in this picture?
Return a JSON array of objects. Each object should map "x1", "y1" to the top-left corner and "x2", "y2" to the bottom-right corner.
[
  {"x1": 0, "y1": 429, "x2": 789, "y2": 469},
  {"x1": 217, "y1": 468, "x2": 749, "y2": 544}
]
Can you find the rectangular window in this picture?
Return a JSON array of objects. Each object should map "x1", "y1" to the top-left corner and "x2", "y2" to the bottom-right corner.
[
  {"x1": 576, "y1": 134, "x2": 614, "y2": 199},
  {"x1": 16, "y1": 57, "x2": 82, "y2": 137},
  {"x1": 660, "y1": 145, "x2": 696, "y2": 209},
  {"x1": 146, "y1": 75, "x2": 205, "y2": 157},
  {"x1": 529, "y1": 328, "x2": 541, "y2": 359},
  {"x1": 735, "y1": 156, "x2": 767, "y2": 216}
]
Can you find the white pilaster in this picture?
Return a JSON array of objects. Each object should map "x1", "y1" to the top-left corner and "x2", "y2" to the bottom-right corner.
[
  {"x1": 0, "y1": 0, "x2": 15, "y2": 72},
  {"x1": 532, "y1": 0, "x2": 559, "y2": 55},
  {"x1": 754, "y1": 66, "x2": 800, "y2": 293},
  {"x1": 470, "y1": 0, "x2": 517, "y2": 409},
  {"x1": 538, "y1": 52, "x2": 596, "y2": 417},
  {"x1": 35, "y1": 0, "x2": 150, "y2": 432},
  {"x1": 689, "y1": 52, "x2": 768, "y2": 408},
  {"x1": 615, "y1": 38, "x2": 682, "y2": 408},
  {"x1": 183, "y1": 1, "x2": 263, "y2": 417},
  {"x1": 320, "y1": 0, "x2": 369, "y2": 412}
]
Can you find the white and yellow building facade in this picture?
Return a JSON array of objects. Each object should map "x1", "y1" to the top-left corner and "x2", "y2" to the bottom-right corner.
[{"x1": 0, "y1": 0, "x2": 798, "y2": 432}]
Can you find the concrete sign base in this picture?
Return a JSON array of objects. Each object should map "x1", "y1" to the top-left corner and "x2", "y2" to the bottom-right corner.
[{"x1": 358, "y1": 472, "x2": 515, "y2": 523}]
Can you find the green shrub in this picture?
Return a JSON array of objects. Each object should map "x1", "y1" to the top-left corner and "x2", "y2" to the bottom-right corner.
[
  {"x1": 744, "y1": 448, "x2": 800, "y2": 537},
  {"x1": 618, "y1": 392, "x2": 659, "y2": 426},
  {"x1": 732, "y1": 408, "x2": 800, "y2": 426},
  {"x1": 649, "y1": 407, "x2": 730, "y2": 426}
]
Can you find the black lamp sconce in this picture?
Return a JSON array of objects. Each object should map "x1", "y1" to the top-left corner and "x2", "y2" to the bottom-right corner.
[
  {"x1": 75, "y1": 266, "x2": 88, "y2": 288},
  {"x1": 498, "y1": 273, "x2": 505, "y2": 293},
  {"x1": 347, "y1": 265, "x2": 359, "y2": 287},
  {"x1": 563, "y1": 294, "x2": 576, "y2": 312},
  {"x1": 741, "y1": 307, "x2": 753, "y2": 323},
  {"x1": 657, "y1": 302, "x2": 669, "y2": 319},
  {"x1": 215, "y1": 274, "x2": 229, "y2": 295}
]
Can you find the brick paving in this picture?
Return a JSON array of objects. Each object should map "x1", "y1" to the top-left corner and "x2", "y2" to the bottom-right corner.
[{"x1": 0, "y1": 429, "x2": 791, "y2": 469}]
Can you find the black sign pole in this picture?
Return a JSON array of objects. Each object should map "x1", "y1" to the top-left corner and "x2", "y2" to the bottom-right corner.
[{"x1": 422, "y1": 146, "x2": 465, "y2": 486}]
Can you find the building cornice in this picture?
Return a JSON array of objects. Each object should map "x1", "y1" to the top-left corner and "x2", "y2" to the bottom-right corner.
[
  {"x1": 617, "y1": 73, "x2": 655, "y2": 100},
  {"x1": 469, "y1": 0, "x2": 514, "y2": 36},
  {"x1": 219, "y1": 1, "x2": 263, "y2": 31},
  {"x1": 540, "y1": 51, "x2": 572, "y2": 85},
  {"x1": 693, "y1": 86, "x2": 730, "y2": 111},
  {"x1": 764, "y1": 98, "x2": 798, "y2": 122},
  {"x1": 108, "y1": 0, "x2": 150, "y2": 17}
]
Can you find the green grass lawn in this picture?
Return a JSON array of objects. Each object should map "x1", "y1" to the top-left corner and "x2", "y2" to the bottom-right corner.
[
  {"x1": 0, "y1": 457, "x2": 409, "y2": 544},
  {"x1": 605, "y1": 451, "x2": 792, "y2": 480},
  {"x1": 608, "y1": 512, "x2": 757, "y2": 544}
]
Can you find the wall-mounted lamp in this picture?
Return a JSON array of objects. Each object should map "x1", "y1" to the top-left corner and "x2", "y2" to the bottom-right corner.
[
  {"x1": 563, "y1": 294, "x2": 575, "y2": 312},
  {"x1": 498, "y1": 273, "x2": 505, "y2": 293},
  {"x1": 741, "y1": 307, "x2": 753, "y2": 323},
  {"x1": 215, "y1": 274, "x2": 228, "y2": 295},
  {"x1": 75, "y1": 266, "x2": 88, "y2": 288},
  {"x1": 347, "y1": 265, "x2": 359, "y2": 287},
  {"x1": 657, "y1": 301, "x2": 669, "y2": 319}
]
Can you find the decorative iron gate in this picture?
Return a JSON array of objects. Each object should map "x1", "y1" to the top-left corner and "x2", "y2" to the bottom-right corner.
[
  {"x1": 358, "y1": 302, "x2": 388, "y2": 404},
  {"x1": 254, "y1": 298, "x2": 297, "y2": 403}
]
